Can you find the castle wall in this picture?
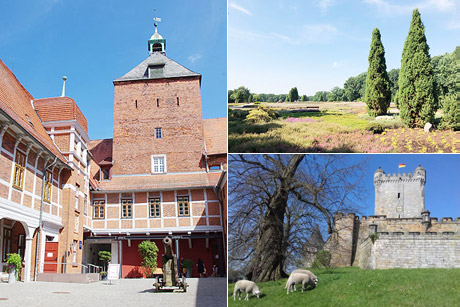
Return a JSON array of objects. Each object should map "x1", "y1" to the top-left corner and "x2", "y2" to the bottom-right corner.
[{"x1": 365, "y1": 233, "x2": 460, "y2": 269}]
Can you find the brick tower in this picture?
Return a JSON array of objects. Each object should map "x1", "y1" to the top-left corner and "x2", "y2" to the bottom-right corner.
[
  {"x1": 373, "y1": 165, "x2": 426, "y2": 218},
  {"x1": 112, "y1": 21, "x2": 205, "y2": 176}
]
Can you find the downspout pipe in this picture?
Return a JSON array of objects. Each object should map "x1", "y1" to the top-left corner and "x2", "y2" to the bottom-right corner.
[{"x1": 34, "y1": 157, "x2": 58, "y2": 281}]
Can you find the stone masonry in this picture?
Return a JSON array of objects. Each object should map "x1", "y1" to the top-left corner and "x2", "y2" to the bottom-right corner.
[{"x1": 323, "y1": 165, "x2": 460, "y2": 269}]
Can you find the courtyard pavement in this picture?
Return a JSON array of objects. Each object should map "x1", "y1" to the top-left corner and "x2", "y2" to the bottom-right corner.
[{"x1": 0, "y1": 277, "x2": 227, "y2": 307}]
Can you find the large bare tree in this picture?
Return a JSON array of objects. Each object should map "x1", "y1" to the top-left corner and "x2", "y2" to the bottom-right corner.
[{"x1": 229, "y1": 154, "x2": 367, "y2": 282}]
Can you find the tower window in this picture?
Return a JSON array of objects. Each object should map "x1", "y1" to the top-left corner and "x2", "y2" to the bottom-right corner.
[
  {"x1": 151, "y1": 155, "x2": 166, "y2": 174},
  {"x1": 135, "y1": 100, "x2": 138, "y2": 109},
  {"x1": 155, "y1": 128, "x2": 162, "y2": 139},
  {"x1": 398, "y1": 193, "x2": 400, "y2": 199},
  {"x1": 177, "y1": 97, "x2": 180, "y2": 106},
  {"x1": 157, "y1": 98, "x2": 159, "y2": 107}
]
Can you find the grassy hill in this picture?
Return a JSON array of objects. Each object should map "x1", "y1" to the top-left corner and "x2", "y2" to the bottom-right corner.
[{"x1": 228, "y1": 267, "x2": 460, "y2": 307}]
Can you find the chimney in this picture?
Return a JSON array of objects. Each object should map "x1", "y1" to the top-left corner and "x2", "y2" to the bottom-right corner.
[{"x1": 61, "y1": 76, "x2": 67, "y2": 97}]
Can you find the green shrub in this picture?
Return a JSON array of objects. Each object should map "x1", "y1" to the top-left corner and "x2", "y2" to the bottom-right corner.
[
  {"x1": 439, "y1": 94, "x2": 457, "y2": 129},
  {"x1": 369, "y1": 233, "x2": 379, "y2": 244},
  {"x1": 138, "y1": 241, "x2": 159, "y2": 277},
  {"x1": 182, "y1": 259, "x2": 193, "y2": 269},
  {"x1": 365, "y1": 122, "x2": 385, "y2": 134},
  {"x1": 245, "y1": 105, "x2": 277, "y2": 123},
  {"x1": 98, "y1": 250, "x2": 111, "y2": 271},
  {"x1": 312, "y1": 250, "x2": 331, "y2": 269},
  {"x1": 229, "y1": 108, "x2": 249, "y2": 121}
]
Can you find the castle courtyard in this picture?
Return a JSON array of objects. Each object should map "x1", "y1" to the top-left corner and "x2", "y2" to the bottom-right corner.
[{"x1": 0, "y1": 277, "x2": 227, "y2": 307}]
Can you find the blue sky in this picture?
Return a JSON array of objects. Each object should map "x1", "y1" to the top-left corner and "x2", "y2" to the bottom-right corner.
[
  {"x1": 228, "y1": 0, "x2": 459, "y2": 96},
  {"x1": 229, "y1": 154, "x2": 460, "y2": 220},
  {"x1": 353, "y1": 154, "x2": 460, "y2": 218},
  {"x1": 0, "y1": 0, "x2": 227, "y2": 140}
]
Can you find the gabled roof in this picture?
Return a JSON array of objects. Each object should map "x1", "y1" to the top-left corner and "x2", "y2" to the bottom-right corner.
[
  {"x1": 88, "y1": 139, "x2": 113, "y2": 165},
  {"x1": 0, "y1": 60, "x2": 67, "y2": 163},
  {"x1": 203, "y1": 117, "x2": 227, "y2": 155},
  {"x1": 34, "y1": 97, "x2": 89, "y2": 134},
  {"x1": 114, "y1": 52, "x2": 201, "y2": 82}
]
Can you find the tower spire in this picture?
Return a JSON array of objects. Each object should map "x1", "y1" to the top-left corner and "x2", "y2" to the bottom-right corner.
[{"x1": 149, "y1": 9, "x2": 166, "y2": 54}]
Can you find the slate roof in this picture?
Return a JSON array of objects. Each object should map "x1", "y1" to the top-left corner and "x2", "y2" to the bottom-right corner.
[
  {"x1": 34, "y1": 97, "x2": 89, "y2": 134},
  {"x1": 307, "y1": 225, "x2": 325, "y2": 248},
  {"x1": 203, "y1": 118, "x2": 227, "y2": 155},
  {"x1": 0, "y1": 60, "x2": 67, "y2": 163},
  {"x1": 96, "y1": 171, "x2": 222, "y2": 192},
  {"x1": 114, "y1": 52, "x2": 201, "y2": 82}
]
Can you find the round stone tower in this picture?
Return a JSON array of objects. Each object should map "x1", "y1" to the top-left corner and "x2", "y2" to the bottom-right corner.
[{"x1": 373, "y1": 165, "x2": 426, "y2": 218}]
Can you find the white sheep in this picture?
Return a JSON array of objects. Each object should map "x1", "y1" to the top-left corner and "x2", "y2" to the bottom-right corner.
[
  {"x1": 233, "y1": 280, "x2": 261, "y2": 301},
  {"x1": 285, "y1": 272, "x2": 317, "y2": 294},
  {"x1": 291, "y1": 269, "x2": 318, "y2": 288}
]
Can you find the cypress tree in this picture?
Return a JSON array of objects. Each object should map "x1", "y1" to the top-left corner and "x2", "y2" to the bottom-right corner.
[
  {"x1": 398, "y1": 9, "x2": 437, "y2": 128},
  {"x1": 365, "y1": 28, "x2": 391, "y2": 116}
]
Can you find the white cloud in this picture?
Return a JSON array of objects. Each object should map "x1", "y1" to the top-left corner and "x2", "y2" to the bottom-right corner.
[
  {"x1": 229, "y1": 2, "x2": 252, "y2": 16},
  {"x1": 302, "y1": 24, "x2": 339, "y2": 43},
  {"x1": 332, "y1": 61, "x2": 344, "y2": 68},
  {"x1": 188, "y1": 54, "x2": 202, "y2": 63},
  {"x1": 316, "y1": 0, "x2": 336, "y2": 14}
]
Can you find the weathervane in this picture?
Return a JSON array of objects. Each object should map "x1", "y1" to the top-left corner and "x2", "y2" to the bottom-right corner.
[{"x1": 154, "y1": 9, "x2": 161, "y2": 29}]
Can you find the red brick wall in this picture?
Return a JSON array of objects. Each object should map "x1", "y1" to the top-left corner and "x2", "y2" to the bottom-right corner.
[
  {"x1": 121, "y1": 237, "x2": 221, "y2": 278},
  {"x1": 112, "y1": 77, "x2": 204, "y2": 175}
]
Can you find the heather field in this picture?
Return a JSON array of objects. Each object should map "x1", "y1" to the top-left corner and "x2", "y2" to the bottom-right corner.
[
  {"x1": 228, "y1": 103, "x2": 459, "y2": 153},
  {"x1": 228, "y1": 267, "x2": 460, "y2": 307}
]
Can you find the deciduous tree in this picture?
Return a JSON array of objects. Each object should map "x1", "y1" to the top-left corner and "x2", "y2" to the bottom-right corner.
[{"x1": 229, "y1": 155, "x2": 366, "y2": 282}]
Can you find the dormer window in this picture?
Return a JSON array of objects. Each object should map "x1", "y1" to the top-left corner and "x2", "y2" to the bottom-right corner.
[{"x1": 148, "y1": 64, "x2": 165, "y2": 79}]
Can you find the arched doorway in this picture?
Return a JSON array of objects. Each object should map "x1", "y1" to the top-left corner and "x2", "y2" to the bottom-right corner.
[{"x1": 1, "y1": 218, "x2": 26, "y2": 280}]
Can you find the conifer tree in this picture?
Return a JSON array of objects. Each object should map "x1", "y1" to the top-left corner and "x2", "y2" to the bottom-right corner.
[
  {"x1": 365, "y1": 28, "x2": 391, "y2": 116},
  {"x1": 398, "y1": 9, "x2": 437, "y2": 128}
]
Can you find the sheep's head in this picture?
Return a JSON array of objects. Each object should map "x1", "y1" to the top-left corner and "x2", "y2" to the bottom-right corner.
[
  {"x1": 314, "y1": 278, "x2": 318, "y2": 285},
  {"x1": 254, "y1": 290, "x2": 261, "y2": 298}
]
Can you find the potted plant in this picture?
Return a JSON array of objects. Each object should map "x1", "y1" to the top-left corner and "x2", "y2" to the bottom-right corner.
[
  {"x1": 100, "y1": 271, "x2": 107, "y2": 280},
  {"x1": 181, "y1": 259, "x2": 193, "y2": 278},
  {"x1": 98, "y1": 251, "x2": 111, "y2": 271},
  {"x1": 6, "y1": 253, "x2": 22, "y2": 283}
]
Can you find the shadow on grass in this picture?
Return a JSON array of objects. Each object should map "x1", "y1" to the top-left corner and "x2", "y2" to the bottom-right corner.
[
  {"x1": 229, "y1": 120, "x2": 282, "y2": 134},
  {"x1": 228, "y1": 134, "x2": 361, "y2": 153},
  {"x1": 278, "y1": 110, "x2": 327, "y2": 119}
]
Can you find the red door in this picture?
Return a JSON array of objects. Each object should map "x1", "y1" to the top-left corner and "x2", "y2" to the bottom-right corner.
[{"x1": 44, "y1": 242, "x2": 59, "y2": 273}]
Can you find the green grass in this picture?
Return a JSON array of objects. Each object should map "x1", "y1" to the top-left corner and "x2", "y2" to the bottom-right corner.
[{"x1": 228, "y1": 267, "x2": 460, "y2": 307}]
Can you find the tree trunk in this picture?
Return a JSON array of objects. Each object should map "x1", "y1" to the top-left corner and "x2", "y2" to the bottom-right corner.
[{"x1": 247, "y1": 155, "x2": 304, "y2": 282}]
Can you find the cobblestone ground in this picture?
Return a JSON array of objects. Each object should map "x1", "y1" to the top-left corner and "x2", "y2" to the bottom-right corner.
[{"x1": 0, "y1": 277, "x2": 227, "y2": 307}]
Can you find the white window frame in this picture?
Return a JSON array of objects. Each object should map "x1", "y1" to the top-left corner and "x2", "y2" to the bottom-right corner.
[
  {"x1": 151, "y1": 154, "x2": 167, "y2": 174},
  {"x1": 74, "y1": 214, "x2": 79, "y2": 233},
  {"x1": 75, "y1": 184, "x2": 79, "y2": 210},
  {"x1": 72, "y1": 240, "x2": 77, "y2": 263}
]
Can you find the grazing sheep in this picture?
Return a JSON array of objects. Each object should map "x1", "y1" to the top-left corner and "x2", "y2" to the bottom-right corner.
[
  {"x1": 291, "y1": 269, "x2": 318, "y2": 288},
  {"x1": 233, "y1": 280, "x2": 261, "y2": 301},
  {"x1": 285, "y1": 272, "x2": 317, "y2": 294}
]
